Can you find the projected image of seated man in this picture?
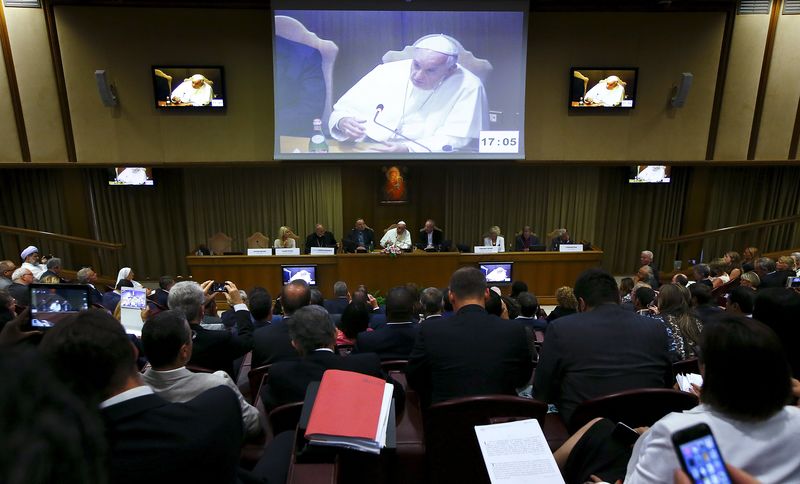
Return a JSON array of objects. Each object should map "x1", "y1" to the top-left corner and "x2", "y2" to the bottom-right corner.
[
  {"x1": 171, "y1": 74, "x2": 214, "y2": 106},
  {"x1": 583, "y1": 75, "x2": 626, "y2": 107},
  {"x1": 328, "y1": 35, "x2": 488, "y2": 153}
]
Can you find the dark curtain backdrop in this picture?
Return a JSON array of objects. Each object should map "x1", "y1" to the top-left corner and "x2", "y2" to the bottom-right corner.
[{"x1": 0, "y1": 170, "x2": 72, "y2": 269}]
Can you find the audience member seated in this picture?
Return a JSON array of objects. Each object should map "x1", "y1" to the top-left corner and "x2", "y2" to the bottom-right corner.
[
  {"x1": 304, "y1": 223, "x2": 337, "y2": 254},
  {"x1": 153, "y1": 276, "x2": 174, "y2": 308},
  {"x1": 503, "y1": 295, "x2": 521, "y2": 319},
  {"x1": 252, "y1": 280, "x2": 309, "y2": 367},
  {"x1": 793, "y1": 252, "x2": 800, "y2": 276},
  {"x1": 632, "y1": 285, "x2": 657, "y2": 317},
  {"x1": 709, "y1": 258, "x2": 731, "y2": 289},
  {"x1": 657, "y1": 283, "x2": 703, "y2": 362},
  {"x1": 336, "y1": 302, "x2": 371, "y2": 346},
  {"x1": 533, "y1": 268, "x2": 672, "y2": 426},
  {"x1": 725, "y1": 250, "x2": 743, "y2": 280},
  {"x1": 354, "y1": 289, "x2": 387, "y2": 328},
  {"x1": 726, "y1": 286, "x2": 755, "y2": 317},
  {"x1": 515, "y1": 291, "x2": 548, "y2": 332},
  {"x1": 8, "y1": 267, "x2": 34, "y2": 307},
  {"x1": 309, "y1": 288, "x2": 324, "y2": 307},
  {"x1": 692, "y1": 263, "x2": 713, "y2": 287},
  {"x1": 102, "y1": 279, "x2": 133, "y2": 313},
  {"x1": 355, "y1": 286, "x2": 419, "y2": 360},
  {"x1": 416, "y1": 219, "x2": 446, "y2": 251},
  {"x1": 560, "y1": 314, "x2": 800, "y2": 483},
  {"x1": 739, "y1": 270, "x2": 760, "y2": 289},
  {"x1": 549, "y1": 228, "x2": 574, "y2": 251},
  {"x1": 141, "y1": 310, "x2": 263, "y2": 439},
  {"x1": 635, "y1": 265, "x2": 657, "y2": 289},
  {"x1": 38, "y1": 257, "x2": 66, "y2": 283},
  {"x1": 619, "y1": 276, "x2": 635, "y2": 309},
  {"x1": 201, "y1": 298, "x2": 225, "y2": 330},
  {"x1": 115, "y1": 267, "x2": 146, "y2": 292},
  {"x1": 76, "y1": 267, "x2": 104, "y2": 306},
  {"x1": 483, "y1": 225, "x2": 505, "y2": 252},
  {"x1": 485, "y1": 290, "x2": 508, "y2": 319},
  {"x1": 323, "y1": 280, "x2": 350, "y2": 314},
  {"x1": 168, "y1": 280, "x2": 254, "y2": 377},
  {"x1": 248, "y1": 288, "x2": 273, "y2": 329},
  {"x1": 19, "y1": 246, "x2": 47, "y2": 280},
  {"x1": 639, "y1": 250, "x2": 660, "y2": 289},
  {"x1": 754, "y1": 257, "x2": 788, "y2": 289},
  {"x1": 343, "y1": 218, "x2": 375, "y2": 253},
  {"x1": 407, "y1": 267, "x2": 533, "y2": 406},
  {"x1": 220, "y1": 289, "x2": 251, "y2": 328},
  {"x1": 776, "y1": 255, "x2": 796, "y2": 281},
  {"x1": 0, "y1": 260, "x2": 15, "y2": 290},
  {"x1": 546, "y1": 286, "x2": 578, "y2": 323},
  {"x1": 510, "y1": 280, "x2": 528, "y2": 299},
  {"x1": 260, "y1": 305, "x2": 404, "y2": 413},
  {"x1": 671, "y1": 273, "x2": 689, "y2": 286},
  {"x1": 689, "y1": 283, "x2": 722, "y2": 324},
  {"x1": 419, "y1": 287, "x2": 445, "y2": 322},
  {"x1": 514, "y1": 226, "x2": 541, "y2": 251},
  {"x1": 741, "y1": 246, "x2": 759, "y2": 273},
  {"x1": 753, "y1": 288, "x2": 800, "y2": 379}
]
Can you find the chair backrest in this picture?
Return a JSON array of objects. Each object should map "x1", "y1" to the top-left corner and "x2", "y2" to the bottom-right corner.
[
  {"x1": 672, "y1": 357, "x2": 701, "y2": 378},
  {"x1": 275, "y1": 15, "x2": 339, "y2": 127},
  {"x1": 246, "y1": 232, "x2": 270, "y2": 249},
  {"x1": 335, "y1": 344, "x2": 354, "y2": 356},
  {"x1": 712, "y1": 276, "x2": 741, "y2": 306},
  {"x1": 383, "y1": 223, "x2": 399, "y2": 234},
  {"x1": 248, "y1": 364, "x2": 272, "y2": 403},
  {"x1": 569, "y1": 388, "x2": 699, "y2": 433},
  {"x1": 381, "y1": 359, "x2": 409, "y2": 373},
  {"x1": 424, "y1": 395, "x2": 548, "y2": 484},
  {"x1": 268, "y1": 401, "x2": 304, "y2": 435},
  {"x1": 207, "y1": 232, "x2": 232, "y2": 255},
  {"x1": 382, "y1": 34, "x2": 493, "y2": 84}
]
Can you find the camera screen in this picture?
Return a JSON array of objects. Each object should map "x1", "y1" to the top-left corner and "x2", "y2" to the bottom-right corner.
[{"x1": 30, "y1": 285, "x2": 90, "y2": 328}]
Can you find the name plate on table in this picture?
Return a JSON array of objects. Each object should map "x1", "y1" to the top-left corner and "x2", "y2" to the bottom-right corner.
[
  {"x1": 275, "y1": 248, "x2": 300, "y2": 256},
  {"x1": 559, "y1": 244, "x2": 584, "y2": 253},
  {"x1": 310, "y1": 247, "x2": 336, "y2": 255},
  {"x1": 474, "y1": 245, "x2": 500, "y2": 254},
  {"x1": 247, "y1": 248, "x2": 273, "y2": 256}
]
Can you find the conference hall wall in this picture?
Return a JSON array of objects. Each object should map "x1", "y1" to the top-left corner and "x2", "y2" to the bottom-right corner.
[{"x1": 2, "y1": 5, "x2": 798, "y2": 163}]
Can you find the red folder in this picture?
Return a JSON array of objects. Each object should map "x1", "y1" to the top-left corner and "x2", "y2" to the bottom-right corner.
[{"x1": 304, "y1": 369, "x2": 390, "y2": 450}]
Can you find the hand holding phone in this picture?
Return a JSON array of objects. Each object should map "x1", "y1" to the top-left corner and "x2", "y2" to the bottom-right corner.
[{"x1": 672, "y1": 423, "x2": 732, "y2": 484}]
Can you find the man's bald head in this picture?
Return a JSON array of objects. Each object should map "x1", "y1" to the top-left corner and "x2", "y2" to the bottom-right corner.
[{"x1": 281, "y1": 280, "x2": 311, "y2": 316}]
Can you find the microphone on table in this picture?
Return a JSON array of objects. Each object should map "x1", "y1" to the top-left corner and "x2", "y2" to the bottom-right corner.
[{"x1": 373, "y1": 104, "x2": 432, "y2": 152}]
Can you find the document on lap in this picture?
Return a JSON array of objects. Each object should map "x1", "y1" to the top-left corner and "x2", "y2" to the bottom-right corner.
[{"x1": 475, "y1": 419, "x2": 565, "y2": 484}]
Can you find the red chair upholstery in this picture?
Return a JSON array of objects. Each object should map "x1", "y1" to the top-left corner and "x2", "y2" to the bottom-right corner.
[
  {"x1": 569, "y1": 388, "x2": 699, "y2": 433},
  {"x1": 424, "y1": 395, "x2": 548, "y2": 484},
  {"x1": 248, "y1": 364, "x2": 271, "y2": 404}
]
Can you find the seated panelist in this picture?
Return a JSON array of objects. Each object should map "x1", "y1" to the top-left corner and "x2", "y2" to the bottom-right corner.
[
  {"x1": 514, "y1": 226, "x2": 541, "y2": 252},
  {"x1": 416, "y1": 219, "x2": 446, "y2": 251},
  {"x1": 483, "y1": 226, "x2": 505, "y2": 252},
  {"x1": 304, "y1": 224, "x2": 337, "y2": 254}
]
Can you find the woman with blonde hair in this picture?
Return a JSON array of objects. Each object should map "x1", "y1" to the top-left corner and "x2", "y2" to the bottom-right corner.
[
  {"x1": 483, "y1": 226, "x2": 505, "y2": 252},
  {"x1": 657, "y1": 283, "x2": 703, "y2": 362},
  {"x1": 740, "y1": 271, "x2": 760, "y2": 288},
  {"x1": 273, "y1": 226, "x2": 299, "y2": 249},
  {"x1": 742, "y1": 246, "x2": 759, "y2": 272},
  {"x1": 547, "y1": 286, "x2": 578, "y2": 323}
]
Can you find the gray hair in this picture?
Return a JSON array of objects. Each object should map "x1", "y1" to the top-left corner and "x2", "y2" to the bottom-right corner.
[
  {"x1": 12, "y1": 268, "x2": 31, "y2": 281},
  {"x1": 46, "y1": 258, "x2": 61, "y2": 270},
  {"x1": 287, "y1": 305, "x2": 335, "y2": 355},
  {"x1": 755, "y1": 257, "x2": 776, "y2": 273},
  {"x1": 420, "y1": 287, "x2": 443, "y2": 316},
  {"x1": 76, "y1": 267, "x2": 93, "y2": 283},
  {"x1": 333, "y1": 281, "x2": 348, "y2": 297},
  {"x1": 641, "y1": 250, "x2": 654, "y2": 259},
  {"x1": 167, "y1": 281, "x2": 205, "y2": 323}
]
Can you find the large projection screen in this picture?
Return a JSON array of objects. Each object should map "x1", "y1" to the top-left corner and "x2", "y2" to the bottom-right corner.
[{"x1": 272, "y1": 1, "x2": 528, "y2": 160}]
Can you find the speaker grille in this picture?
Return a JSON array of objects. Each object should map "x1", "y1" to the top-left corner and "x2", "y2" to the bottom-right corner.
[
  {"x1": 737, "y1": 0, "x2": 771, "y2": 14},
  {"x1": 784, "y1": 0, "x2": 800, "y2": 14}
]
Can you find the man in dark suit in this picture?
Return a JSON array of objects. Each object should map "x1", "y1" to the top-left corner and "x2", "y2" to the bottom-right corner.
[
  {"x1": 639, "y1": 250, "x2": 660, "y2": 289},
  {"x1": 304, "y1": 224, "x2": 338, "y2": 254},
  {"x1": 152, "y1": 275, "x2": 174, "y2": 308},
  {"x1": 549, "y1": 228, "x2": 574, "y2": 251},
  {"x1": 419, "y1": 287, "x2": 445, "y2": 322},
  {"x1": 515, "y1": 291, "x2": 548, "y2": 332},
  {"x1": 168, "y1": 280, "x2": 254, "y2": 377},
  {"x1": 416, "y1": 219, "x2": 446, "y2": 251},
  {"x1": 39, "y1": 308, "x2": 291, "y2": 484},
  {"x1": 260, "y1": 305, "x2": 404, "y2": 413},
  {"x1": 252, "y1": 280, "x2": 309, "y2": 367},
  {"x1": 323, "y1": 281, "x2": 350, "y2": 314},
  {"x1": 514, "y1": 226, "x2": 541, "y2": 252},
  {"x1": 756, "y1": 257, "x2": 791, "y2": 289},
  {"x1": 690, "y1": 283, "x2": 723, "y2": 324},
  {"x1": 407, "y1": 267, "x2": 534, "y2": 406},
  {"x1": 355, "y1": 286, "x2": 419, "y2": 360},
  {"x1": 533, "y1": 268, "x2": 672, "y2": 426},
  {"x1": 274, "y1": 35, "x2": 325, "y2": 137},
  {"x1": 343, "y1": 218, "x2": 375, "y2": 253},
  {"x1": 76, "y1": 267, "x2": 104, "y2": 306},
  {"x1": 693, "y1": 263, "x2": 714, "y2": 288}
]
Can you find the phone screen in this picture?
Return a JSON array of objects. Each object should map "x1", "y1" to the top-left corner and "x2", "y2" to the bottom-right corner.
[
  {"x1": 29, "y1": 284, "x2": 90, "y2": 329},
  {"x1": 120, "y1": 287, "x2": 147, "y2": 310},
  {"x1": 211, "y1": 282, "x2": 227, "y2": 293},
  {"x1": 677, "y1": 434, "x2": 732, "y2": 484}
]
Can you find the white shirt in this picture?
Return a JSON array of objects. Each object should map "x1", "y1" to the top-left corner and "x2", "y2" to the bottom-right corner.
[
  {"x1": 22, "y1": 262, "x2": 47, "y2": 279},
  {"x1": 171, "y1": 80, "x2": 214, "y2": 106},
  {"x1": 380, "y1": 228, "x2": 412, "y2": 249},
  {"x1": 99, "y1": 385, "x2": 154, "y2": 409},
  {"x1": 483, "y1": 236, "x2": 505, "y2": 252},
  {"x1": 273, "y1": 238, "x2": 296, "y2": 249},
  {"x1": 329, "y1": 59, "x2": 488, "y2": 152},
  {"x1": 584, "y1": 82, "x2": 625, "y2": 107},
  {"x1": 625, "y1": 404, "x2": 800, "y2": 483}
]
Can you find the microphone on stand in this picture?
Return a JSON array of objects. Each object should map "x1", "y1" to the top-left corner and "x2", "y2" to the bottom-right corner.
[{"x1": 373, "y1": 104, "x2": 432, "y2": 152}]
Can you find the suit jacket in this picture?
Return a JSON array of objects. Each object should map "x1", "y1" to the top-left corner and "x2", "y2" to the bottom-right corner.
[
  {"x1": 275, "y1": 36, "x2": 326, "y2": 137},
  {"x1": 760, "y1": 270, "x2": 793, "y2": 289},
  {"x1": 513, "y1": 235, "x2": 541, "y2": 251},
  {"x1": 87, "y1": 284, "x2": 104, "y2": 307},
  {"x1": 304, "y1": 231, "x2": 338, "y2": 254},
  {"x1": 407, "y1": 305, "x2": 534, "y2": 406},
  {"x1": 261, "y1": 349, "x2": 404, "y2": 414},
  {"x1": 355, "y1": 322, "x2": 419, "y2": 361},
  {"x1": 101, "y1": 291, "x2": 121, "y2": 312},
  {"x1": 252, "y1": 318, "x2": 299, "y2": 367},
  {"x1": 515, "y1": 316, "x2": 548, "y2": 332},
  {"x1": 416, "y1": 228, "x2": 444, "y2": 249},
  {"x1": 189, "y1": 309, "x2": 254, "y2": 377},
  {"x1": 152, "y1": 288, "x2": 170, "y2": 308},
  {"x1": 549, "y1": 236, "x2": 574, "y2": 251},
  {"x1": 8, "y1": 282, "x2": 30, "y2": 307},
  {"x1": 532, "y1": 304, "x2": 672, "y2": 426},
  {"x1": 343, "y1": 228, "x2": 375, "y2": 253},
  {"x1": 101, "y1": 387, "x2": 242, "y2": 484},
  {"x1": 323, "y1": 297, "x2": 349, "y2": 315}
]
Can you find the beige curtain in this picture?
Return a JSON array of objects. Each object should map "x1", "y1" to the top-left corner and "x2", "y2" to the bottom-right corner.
[
  {"x1": 0, "y1": 169, "x2": 73, "y2": 268},
  {"x1": 442, "y1": 166, "x2": 689, "y2": 275},
  {"x1": 182, "y1": 166, "x2": 343, "y2": 254},
  {"x1": 88, "y1": 169, "x2": 189, "y2": 280}
]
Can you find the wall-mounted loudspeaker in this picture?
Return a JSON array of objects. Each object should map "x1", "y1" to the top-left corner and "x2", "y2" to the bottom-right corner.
[
  {"x1": 670, "y1": 72, "x2": 693, "y2": 108},
  {"x1": 95, "y1": 69, "x2": 118, "y2": 107}
]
